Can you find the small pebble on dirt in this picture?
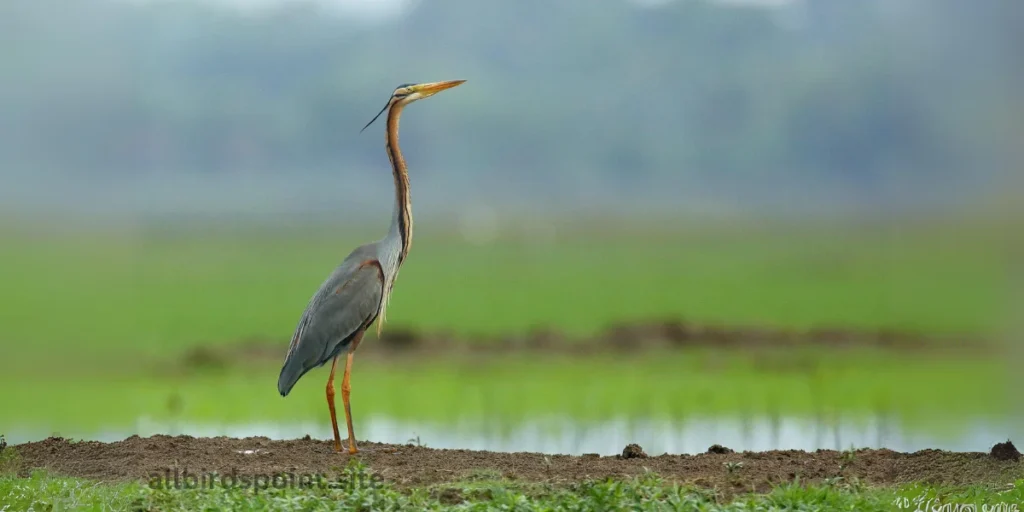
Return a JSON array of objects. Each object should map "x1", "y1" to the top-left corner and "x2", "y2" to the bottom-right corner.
[
  {"x1": 707, "y1": 444, "x2": 733, "y2": 454},
  {"x1": 621, "y1": 443, "x2": 648, "y2": 459},
  {"x1": 990, "y1": 440, "x2": 1021, "y2": 461}
]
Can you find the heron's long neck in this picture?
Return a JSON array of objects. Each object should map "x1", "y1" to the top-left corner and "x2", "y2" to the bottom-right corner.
[{"x1": 384, "y1": 102, "x2": 412, "y2": 265}]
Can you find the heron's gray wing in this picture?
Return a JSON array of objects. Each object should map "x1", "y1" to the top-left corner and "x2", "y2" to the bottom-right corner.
[{"x1": 277, "y1": 256, "x2": 383, "y2": 396}]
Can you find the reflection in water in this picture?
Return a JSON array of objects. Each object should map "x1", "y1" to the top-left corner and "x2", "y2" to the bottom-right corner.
[{"x1": 6, "y1": 415, "x2": 1020, "y2": 455}]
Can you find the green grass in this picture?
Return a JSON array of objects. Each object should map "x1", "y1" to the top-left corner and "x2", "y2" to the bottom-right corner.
[
  {"x1": 1, "y1": 349, "x2": 1010, "y2": 441},
  {"x1": 3, "y1": 462, "x2": 1024, "y2": 511},
  {"x1": 0, "y1": 217, "x2": 1009, "y2": 364}
]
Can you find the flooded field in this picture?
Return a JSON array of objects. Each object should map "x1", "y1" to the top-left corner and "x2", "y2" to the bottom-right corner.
[
  {"x1": 1, "y1": 219, "x2": 1016, "y2": 510},
  {"x1": 4, "y1": 324, "x2": 1016, "y2": 458}
]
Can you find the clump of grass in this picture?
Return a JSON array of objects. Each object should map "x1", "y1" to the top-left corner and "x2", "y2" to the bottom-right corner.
[
  {"x1": 407, "y1": 434, "x2": 428, "y2": 448},
  {"x1": 724, "y1": 461, "x2": 744, "y2": 475},
  {"x1": 840, "y1": 446, "x2": 858, "y2": 471},
  {"x1": 0, "y1": 471, "x2": 143, "y2": 511},
  {"x1": 0, "y1": 435, "x2": 20, "y2": 476}
]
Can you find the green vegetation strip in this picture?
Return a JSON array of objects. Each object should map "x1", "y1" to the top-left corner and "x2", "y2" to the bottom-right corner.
[
  {"x1": 0, "y1": 220, "x2": 1006, "y2": 363},
  {"x1": 2, "y1": 462, "x2": 1023, "y2": 511}
]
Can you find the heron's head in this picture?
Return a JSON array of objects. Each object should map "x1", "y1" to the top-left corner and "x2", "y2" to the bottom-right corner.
[
  {"x1": 392, "y1": 80, "x2": 466, "y2": 103},
  {"x1": 361, "y1": 80, "x2": 465, "y2": 132}
]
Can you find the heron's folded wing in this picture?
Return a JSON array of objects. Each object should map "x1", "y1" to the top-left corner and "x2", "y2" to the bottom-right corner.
[{"x1": 278, "y1": 260, "x2": 383, "y2": 394}]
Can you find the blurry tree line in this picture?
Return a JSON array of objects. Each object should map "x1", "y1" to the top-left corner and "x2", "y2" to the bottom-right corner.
[{"x1": 0, "y1": 0, "x2": 1019, "y2": 212}]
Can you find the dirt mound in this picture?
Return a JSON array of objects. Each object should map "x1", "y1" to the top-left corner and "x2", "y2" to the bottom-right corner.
[
  {"x1": 991, "y1": 440, "x2": 1021, "y2": 461},
  {"x1": 707, "y1": 444, "x2": 734, "y2": 454},
  {"x1": 11, "y1": 436, "x2": 1024, "y2": 492},
  {"x1": 620, "y1": 443, "x2": 648, "y2": 459}
]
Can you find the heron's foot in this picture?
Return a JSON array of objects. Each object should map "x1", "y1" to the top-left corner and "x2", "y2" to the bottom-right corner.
[
  {"x1": 348, "y1": 439, "x2": 359, "y2": 454},
  {"x1": 333, "y1": 440, "x2": 343, "y2": 453}
]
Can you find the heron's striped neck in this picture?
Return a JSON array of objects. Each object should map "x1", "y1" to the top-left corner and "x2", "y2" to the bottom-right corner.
[
  {"x1": 376, "y1": 100, "x2": 412, "y2": 337},
  {"x1": 384, "y1": 101, "x2": 412, "y2": 264}
]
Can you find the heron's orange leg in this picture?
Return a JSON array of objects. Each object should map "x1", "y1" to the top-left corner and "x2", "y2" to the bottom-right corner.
[
  {"x1": 341, "y1": 352, "x2": 358, "y2": 454},
  {"x1": 325, "y1": 355, "x2": 343, "y2": 452},
  {"x1": 342, "y1": 332, "x2": 364, "y2": 454}
]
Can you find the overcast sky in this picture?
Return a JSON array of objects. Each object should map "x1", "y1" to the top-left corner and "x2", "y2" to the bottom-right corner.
[
  {"x1": 121, "y1": 0, "x2": 794, "y2": 18},
  {"x1": 121, "y1": 0, "x2": 419, "y2": 20}
]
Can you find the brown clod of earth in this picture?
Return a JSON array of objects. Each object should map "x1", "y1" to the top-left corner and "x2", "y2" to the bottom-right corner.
[
  {"x1": 179, "y1": 346, "x2": 227, "y2": 371},
  {"x1": 990, "y1": 440, "x2": 1021, "y2": 461},
  {"x1": 621, "y1": 444, "x2": 647, "y2": 459},
  {"x1": 11, "y1": 436, "x2": 1024, "y2": 494},
  {"x1": 377, "y1": 328, "x2": 421, "y2": 351},
  {"x1": 707, "y1": 444, "x2": 733, "y2": 454},
  {"x1": 525, "y1": 327, "x2": 563, "y2": 350}
]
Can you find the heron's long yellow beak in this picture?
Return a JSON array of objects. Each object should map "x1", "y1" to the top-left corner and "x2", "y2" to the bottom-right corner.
[{"x1": 413, "y1": 80, "x2": 466, "y2": 96}]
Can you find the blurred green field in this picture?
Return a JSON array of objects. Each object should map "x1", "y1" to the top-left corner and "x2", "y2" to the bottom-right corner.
[
  {"x1": 0, "y1": 215, "x2": 1016, "y2": 453},
  {"x1": 0, "y1": 216, "x2": 1008, "y2": 366}
]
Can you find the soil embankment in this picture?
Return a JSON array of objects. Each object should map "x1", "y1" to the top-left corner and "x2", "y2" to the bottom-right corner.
[{"x1": 11, "y1": 436, "x2": 1023, "y2": 493}]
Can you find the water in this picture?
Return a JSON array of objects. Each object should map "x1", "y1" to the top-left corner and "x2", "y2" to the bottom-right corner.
[{"x1": 6, "y1": 414, "x2": 1020, "y2": 455}]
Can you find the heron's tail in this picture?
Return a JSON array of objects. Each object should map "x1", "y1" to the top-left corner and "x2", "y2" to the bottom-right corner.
[
  {"x1": 277, "y1": 350, "x2": 310, "y2": 397},
  {"x1": 278, "y1": 328, "x2": 357, "y2": 396},
  {"x1": 277, "y1": 363, "x2": 298, "y2": 397}
]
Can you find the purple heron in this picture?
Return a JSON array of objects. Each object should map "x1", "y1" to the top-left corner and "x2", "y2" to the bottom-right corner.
[{"x1": 277, "y1": 80, "x2": 466, "y2": 454}]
